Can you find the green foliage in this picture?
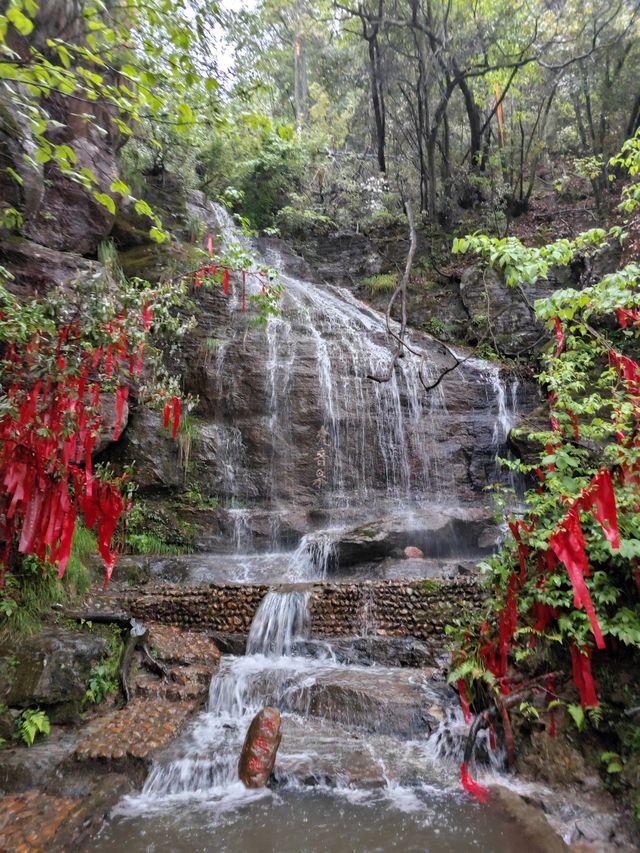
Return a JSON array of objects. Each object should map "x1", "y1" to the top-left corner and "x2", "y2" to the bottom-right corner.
[
  {"x1": 0, "y1": 543, "x2": 90, "y2": 637},
  {"x1": 237, "y1": 132, "x2": 305, "y2": 230},
  {"x1": 126, "y1": 533, "x2": 186, "y2": 556},
  {"x1": 0, "y1": 0, "x2": 221, "y2": 239},
  {"x1": 84, "y1": 662, "x2": 118, "y2": 706},
  {"x1": 452, "y1": 229, "x2": 609, "y2": 288},
  {"x1": 16, "y1": 708, "x2": 50, "y2": 747},
  {"x1": 125, "y1": 499, "x2": 192, "y2": 555},
  {"x1": 182, "y1": 485, "x2": 221, "y2": 510},
  {"x1": 423, "y1": 317, "x2": 446, "y2": 337},
  {"x1": 450, "y1": 133, "x2": 640, "y2": 734},
  {"x1": 276, "y1": 203, "x2": 334, "y2": 239},
  {"x1": 362, "y1": 273, "x2": 398, "y2": 294}
]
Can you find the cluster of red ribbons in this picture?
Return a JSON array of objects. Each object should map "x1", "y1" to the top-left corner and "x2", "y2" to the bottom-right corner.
[
  {"x1": 0, "y1": 299, "x2": 179, "y2": 588},
  {"x1": 162, "y1": 396, "x2": 181, "y2": 439},
  {"x1": 616, "y1": 308, "x2": 640, "y2": 329},
  {"x1": 191, "y1": 233, "x2": 269, "y2": 312}
]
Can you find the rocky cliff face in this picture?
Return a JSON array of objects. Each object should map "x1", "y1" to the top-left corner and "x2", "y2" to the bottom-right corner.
[{"x1": 104, "y1": 199, "x2": 541, "y2": 550}]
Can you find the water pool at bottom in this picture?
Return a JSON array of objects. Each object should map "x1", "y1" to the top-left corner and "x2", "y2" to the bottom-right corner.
[{"x1": 89, "y1": 785, "x2": 539, "y2": 853}]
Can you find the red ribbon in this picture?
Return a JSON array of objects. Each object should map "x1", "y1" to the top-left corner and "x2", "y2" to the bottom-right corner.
[
  {"x1": 570, "y1": 645, "x2": 599, "y2": 707},
  {"x1": 550, "y1": 508, "x2": 605, "y2": 649},
  {"x1": 579, "y1": 469, "x2": 620, "y2": 550},
  {"x1": 460, "y1": 762, "x2": 490, "y2": 804},
  {"x1": 113, "y1": 386, "x2": 129, "y2": 441},
  {"x1": 554, "y1": 316, "x2": 564, "y2": 357},
  {"x1": 457, "y1": 679, "x2": 473, "y2": 724}
]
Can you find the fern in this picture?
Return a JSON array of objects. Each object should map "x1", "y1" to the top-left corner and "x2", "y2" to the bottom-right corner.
[{"x1": 17, "y1": 709, "x2": 50, "y2": 747}]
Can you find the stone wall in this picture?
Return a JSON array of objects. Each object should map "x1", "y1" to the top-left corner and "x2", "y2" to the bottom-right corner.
[{"x1": 118, "y1": 578, "x2": 484, "y2": 642}]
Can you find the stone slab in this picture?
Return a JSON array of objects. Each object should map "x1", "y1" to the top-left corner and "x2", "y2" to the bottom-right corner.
[
  {"x1": 74, "y1": 699, "x2": 195, "y2": 763},
  {"x1": 0, "y1": 791, "x2": 76, "y2": 852}
]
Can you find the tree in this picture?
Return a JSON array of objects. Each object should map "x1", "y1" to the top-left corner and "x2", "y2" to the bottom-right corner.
[{"x1": 0, "y1": 0, "x2": 221, "y2": 239}]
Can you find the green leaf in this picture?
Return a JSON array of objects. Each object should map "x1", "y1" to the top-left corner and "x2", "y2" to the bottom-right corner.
[
  {"x1": 110, "y1": 179, "x2": 129, "y2": 197},
  {"x1": 134, "y1": 199, "x2": 153, "y2": 218},
  {"x1": 567, "y1": 703, "x2": 585, "y2": 731},
  {"x1": 7, "y1": 6, "x2": 33, "y2": 35},
  {"x1": 93, "y1": 192, "x2": 116, "y2": 214},
  {"x1": 6, "y1": 167, "x2": 23, "y2": 186}
]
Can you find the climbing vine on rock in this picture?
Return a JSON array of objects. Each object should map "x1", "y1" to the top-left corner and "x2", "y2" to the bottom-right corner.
[{"x1": 449, "y1": 132, "x2": 640, "y2": 800}]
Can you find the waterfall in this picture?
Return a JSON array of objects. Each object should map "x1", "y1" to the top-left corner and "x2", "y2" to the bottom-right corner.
[
  {"x1": 246, "y1": 590, "x2": 310, "y2": 657},
  {"x1": 202, "y1": 202, "x2": 522, "y2": 529}
]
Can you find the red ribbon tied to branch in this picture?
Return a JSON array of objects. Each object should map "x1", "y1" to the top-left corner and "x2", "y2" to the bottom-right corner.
[
  {"x1": 550, "y1": 507, "x2": 605, "y2": 649},
  {"x1": 578, "y1": 469, "x2": 620, "y2": 550},
  {"x1": 554, "y1": 316, "x2": 564, "y2": 357},
  {"x1": 460, "y1": 762, "x2": 490, "y2": 804},
  {"x1": 570, "y1": 645, "x2": 599, "y2": 707}
]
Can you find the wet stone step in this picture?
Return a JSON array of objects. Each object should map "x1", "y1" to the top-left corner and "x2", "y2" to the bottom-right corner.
[
  {"x1": 74, "y1": 699, "x2": 195, "y2": 765},
  {"x1": 284, "y1": 665, "x2": 451, "y2": 737},
  {"x1": 0, "y1": 791, "x2": 77, "y2": 852},
  {"x1": 146, "y1": 622, "x2": 222, "y2": 667},
  {"x1": 135, "y1": 664, "x2": 212, "y2": 703}
]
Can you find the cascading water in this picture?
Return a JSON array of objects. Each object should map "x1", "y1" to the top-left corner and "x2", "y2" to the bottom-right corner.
[
  {"x1": 245, "y1": 590, "x2": 310, "y2": 657},
  {"x1": 92, "y1": 207, "x2": 541, "y2": 852},
  {"x1": 208, "y1": 203, "x2": 523, "y2": 534}
]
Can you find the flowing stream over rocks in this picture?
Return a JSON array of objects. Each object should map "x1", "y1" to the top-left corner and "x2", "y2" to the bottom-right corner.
[{"x1": 91, "y1": 207, "x2": 578, "y2": 851}]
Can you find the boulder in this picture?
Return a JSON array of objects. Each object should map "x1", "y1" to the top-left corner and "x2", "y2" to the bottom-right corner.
[
  {"x1": 489, "y1": 785, "x2": 569, "y2": 853},
  {"x1": 238, "y1": 706, "x2": 282, "y2": 788},
  {"x1": 287, "y1": 666, "x2": 448, "y2": 737},
  {"x1": 0, "y1": 237, "x2": 100, "y2": 298},
  {"x1": 403, "y1": 546, "x2": 424, "y2": 558},
  {"x1": 0, "y1": 629, "x2": 108, "y2": 723},
  {"x1": 306, "y1": 509, "x2": 499, "y2": 571}
]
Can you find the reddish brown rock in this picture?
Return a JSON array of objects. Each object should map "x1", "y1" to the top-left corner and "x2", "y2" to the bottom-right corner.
[
  {"x1": 403, "y1": 546, "x2": 424, "y2": 558},
  {"x1": 238, "y1": 707, "x2": 282, "y2": 789}
]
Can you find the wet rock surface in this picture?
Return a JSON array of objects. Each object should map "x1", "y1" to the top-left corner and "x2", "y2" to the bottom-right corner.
[
  {"x1": 311, "y1": 510, "x2": 499, "y2": 568},
  {"x1": 489, "y1": 785, "x2": 569, "y2": 852},
  {"x1": 288, "y1": 666, "x2": 447, "y2": 737},
  {"x1": 460, "y1": 265, "x2": 552, "y2": 355},
  {"x1": 0, "y1": 629, "x2": 108, "y2": 723}
]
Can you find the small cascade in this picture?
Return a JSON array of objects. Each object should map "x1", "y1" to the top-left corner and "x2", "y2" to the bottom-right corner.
[
  {"x1": 425, "y1": 707, "x2": 506, "y2": 775},
  {"x1": 246, "y1": 590, "x2": 310, "y2": 657},
  {"x1": 229, "y1": 508, "x2": 253, "y2": 553},
  {"x1": 288, "y1": 532, "x2": 335, "y2": 580},
  {"x1": 484, "y1": 364, "x2": 520, "y2": 446}
]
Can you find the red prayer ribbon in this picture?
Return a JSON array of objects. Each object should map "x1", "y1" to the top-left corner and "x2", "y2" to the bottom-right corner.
[
  {"x1": 460, "y1": 763, "x2": 490, "y2": 804},
  {"x1": 550, "y1": 508, "x2": 605, "y2": 649}
]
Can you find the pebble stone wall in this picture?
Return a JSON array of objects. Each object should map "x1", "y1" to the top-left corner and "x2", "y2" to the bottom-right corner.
[{"x1": 118, "y1": 578, "x2": 484, "y2": 642}]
